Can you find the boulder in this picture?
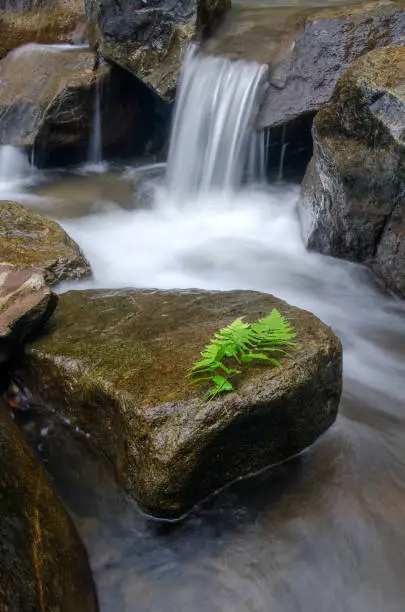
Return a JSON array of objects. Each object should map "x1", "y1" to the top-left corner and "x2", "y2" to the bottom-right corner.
[
  {"x1": 17, "y1": 289, "x2": 342, "y2": 518},
  {"x1": 0, "y1": 400, "x2": 99, "y2": 612},
  {"x1": 300, "y1": 46, "x2": 405, "y2": 297},
  {"x1": 204, "y1": 1, "x2": 405, "y2": 130},
  {"x1": 374, "y1": 202, "x2": 405, "y2": 298},
  {"x1": 0, "y1": 200, "x2": 90, "y2": 284},
  {"x1": 0, "y1": 262, "x2": 57, "y2": 363},
  {"x1": 0, "y1": 0, "x2": 86, "y2": 60},
  {"x1": 0, "y1": 44, "x2": 169, "y2": 163},
  {"x1": 84, "y1": 0, "x2": 231, "y2": 100}
]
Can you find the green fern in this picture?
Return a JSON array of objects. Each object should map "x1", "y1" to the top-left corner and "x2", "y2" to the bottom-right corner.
[{"x1": 190, "y1": 309, "x2": 296, "y2": 400}]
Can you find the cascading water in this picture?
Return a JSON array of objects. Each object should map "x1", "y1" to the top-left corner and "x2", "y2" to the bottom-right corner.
[
  {"x1": 166, "y1": 48, "x2": 268, "y2": 197},
  {"x1": 13, "y1": 43, "x2": 405, "y2": 612},
  {"x1": 0, "y1": 145, "x2": 34, "y2": 190},
  {"x1": 87, "y1": 78, "x2": 104, "y2": 170}
]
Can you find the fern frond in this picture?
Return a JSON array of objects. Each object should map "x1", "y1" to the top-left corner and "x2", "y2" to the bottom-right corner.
[
  {"x1": 189, "y1": 309, "x2": 296, "y2": 401},
  {"x1": 250, "y1": 309, "x2": 296, "y2": 346}
]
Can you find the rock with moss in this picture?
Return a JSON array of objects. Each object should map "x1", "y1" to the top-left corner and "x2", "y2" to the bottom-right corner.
[
  {"x1": 0, "y1": 400, "x2": 99, "y2": 612},
  {"x1": 17, "y1": 288, "x2": 342, "y2": 518},
  {"x1": 0, "y1": 0, "x2": 86, "y2": 60},
  {"x1": 0, "y1": 262, "x2": 57, "y2": 363},
  {"x1": 84, "y1": 0, "x2": 231, "y2": 101},
  {"x1": 0, "y1": 200, "x2": 90, "y2": 284},
  {"x1": 0, "y1": 45, "x2": 169, "y2": 163},
  {"x1": 300, "y1": 46, "x2": 405, "y2": 298},
  {"x1": 205, "y1": 1, "x2": 405, "y2": 130}
]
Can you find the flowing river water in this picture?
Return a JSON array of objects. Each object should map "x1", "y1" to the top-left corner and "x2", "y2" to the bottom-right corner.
[{"x1": 1, "y1": 44, "x2": 405, "y2": 612}]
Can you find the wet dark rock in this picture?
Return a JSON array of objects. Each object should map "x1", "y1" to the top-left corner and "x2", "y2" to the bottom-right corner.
[
  {"x1": 0, "y1": 0, "x2": 86, "y2": 60},
  {"x1": 84, "y1": 0, "x2": 231, "y2": 100},
  {"x1": 17, "y1": 288, "x2": 342, "y2": 518},
  {"x1": 0, "y1": 45, "x2": 169, "y2": 163},
  {"x1": 0, "y1": 262, "x2": 57, "y2": 363},
  {"x1": 300, "y1": 46, "x2": 405, "y2": 298},
  {"x1": 0, "y1": 200, "x2": 90, "y2": 284},
  {"x1": 0, "y1": 399, "x2": 99, "y2": 612},
  {"x1": 205, "y1": 1, "x2": 405, "y2": 130}
]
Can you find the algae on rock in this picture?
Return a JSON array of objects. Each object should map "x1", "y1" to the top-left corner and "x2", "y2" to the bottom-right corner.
[
  {"x1": 300, "y1": 45, "x2": 405, "y2": 298},
  {"x1": 0, "y1": 200, "x2": 90, "y2": 284},
  {"x1": 18, "y1": 288, "x2": 342, "y2": 518}
]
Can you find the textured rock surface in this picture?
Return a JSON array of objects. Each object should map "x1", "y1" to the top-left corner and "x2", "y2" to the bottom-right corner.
[
  {"x1": 0, "y1": 45, "x2": 169, "y2": 162},
  {"x1": 0, "y1": 0, "x2": 86, "y2": 60},
  {"x1": 0, "y1": 400, "x2": 99, "y2": 612},
  {"x1": 18, "y1": 289, "x2": 342, "y2": 518},
  {"x1": 205, "y1": 1, "x2": 405, "y2": 129},
  {"x1": 84, "y1": 0, "x2": 231, "y2": 100},
  {"x1": 0, "y1": 262, "x2": 57, "y2": 363},
  {"x1": 0, "y1": 200, "x2": 90, "y2": 284},
  {"x1": 300, "y1": 46, "x2": 405, "y2": 297}
]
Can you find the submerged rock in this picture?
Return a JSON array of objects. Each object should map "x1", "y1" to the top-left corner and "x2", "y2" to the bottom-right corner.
[
  {"x1": 300, "y1": 46, "x2": 405, "y2": 298},
  {"x1": 205, "y1": 1, "x2": 405, "y2": 130},
  {"x1": 18, "y1": 289, "x2": 342, "y2": 518},
  {"x1": 0, "y1": 0, "x2": 86, "y2": 60},
  {"x1": 0, "y1": 400, "x2": 99, "y2": 612},
  {"x1": 0, "y1": 44, "x2": 169, "y2": 163},
  {"x1": 0, "y1": 200, "x2": 90, "y2": 284},
  {"x1": 84, "y1": 0, "x2": 231, "y2": 100},
  {"x1": 0, "y1": 262, "x2": 57, "y2": 363}
]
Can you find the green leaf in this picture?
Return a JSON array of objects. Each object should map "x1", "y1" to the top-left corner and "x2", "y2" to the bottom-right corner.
[{"x1": 189, "y1": 308, "x2": 296, "y2": 401}]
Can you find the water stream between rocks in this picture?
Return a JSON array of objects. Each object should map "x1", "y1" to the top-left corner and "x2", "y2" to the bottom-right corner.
[{"x1": 1, "y1": 46, "x2": 405, "y2": 612}]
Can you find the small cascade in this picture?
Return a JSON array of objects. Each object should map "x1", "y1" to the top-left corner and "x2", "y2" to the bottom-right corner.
[
  {"x1": 87, "y1": 76, "x2": 105, "y2": 172},
  {"x1": 166, "y1": 48, "x2": 268, "y2": 197},
  {"x1": 0, "y1": 146, "x2": 33, "y2": 186}
]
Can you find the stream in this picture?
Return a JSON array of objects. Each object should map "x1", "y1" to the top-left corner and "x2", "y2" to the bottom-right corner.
[{"x1": 1, "y1": 41, "x2": 405, "y2": 612}]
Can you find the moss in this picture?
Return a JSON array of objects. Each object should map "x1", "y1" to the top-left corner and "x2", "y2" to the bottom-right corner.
[
  {"x1": 17, "y1": 288, "x2": 342, "y2": 517},
  {"x1": 0, "y1": 200, "x2": 90, "y2": 284},
  {"x1": 0, "y1": 0, "x2": 86, "y2": 60}
]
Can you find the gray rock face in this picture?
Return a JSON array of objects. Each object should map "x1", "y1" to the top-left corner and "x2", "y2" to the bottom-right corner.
[
  {"x1": 0, "y1": 44, "x2": 169, "y2": 163},
  {"x1": 300, "y1": 45, "x2": 405, "y2": 298},
  {"x1": 84, "y1": 0, "x2": 231, "y2": 100},
  {"x1": 0, "y1": 400, "x2": 99, "y2": 612},
  {"x1": 205, "y1": 1, "x2": 405, "y2": 129},
  {"x1": 18, "y1": 288, "x2": 342, "y2": 518},
  {"x1": 0, "y1": 263, "x2": 57, "y2": 363}
]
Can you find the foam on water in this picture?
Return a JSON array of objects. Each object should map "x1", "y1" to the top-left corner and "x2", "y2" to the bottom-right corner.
[{"x1": 58, "y1": 180, "x2": 405, "y2": 409}]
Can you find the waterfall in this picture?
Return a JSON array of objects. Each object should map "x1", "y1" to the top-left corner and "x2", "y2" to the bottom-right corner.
[
  {"x1": 87, "y1": 78, "x2": 103, "y2": 169},
  {"x1": 0, "y1": 146, "x2": 33, "y2": 184},
  {"x1": 166, "y1": 48, "x2": 268, "y2": 197}
]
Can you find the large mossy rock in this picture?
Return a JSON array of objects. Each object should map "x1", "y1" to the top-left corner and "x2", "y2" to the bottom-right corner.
[
  {"x1": 0, "y1": 44, "x2": 169, "y2": 163},
  {"x1": 0, "y1": 262, "x2": 57, "y2": 363},
  {"x1": 0, "y1": 200, "x2": 90, "y2": 284},
  {"x1": 84, "y1": 0, "x2": 231, "y2": 100},
  {"x1": 205, "y1": 1, "x2": 405, "y2": 130},
  {"x1": 18, "y1": 289, "x2": 342, "y2": 518},
  {"x1": 0, "y1": 0, "x2": 86, "y2": 60},
  {"x1": 0, "y1": 400, "x2": 99, "y2": 612},
  {"x1": 300, "y1": 46, "x2": 405, "y2": 298}
]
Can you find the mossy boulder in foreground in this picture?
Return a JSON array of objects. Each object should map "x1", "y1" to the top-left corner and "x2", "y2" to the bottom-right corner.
[
  {"x1": 0, "y1": 400, "x2": 98, "y2": 612},
  {"x1": 0, "y1": 200, "x2": 90, "y2": 285},
  {"x1": 19, "y1": 289, "x2": 342, "y2": 518}
]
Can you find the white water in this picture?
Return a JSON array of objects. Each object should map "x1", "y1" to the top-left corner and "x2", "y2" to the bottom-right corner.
[
  {"x1": 167, "y1": 48, "x2": 268, "y2": 196},
  {"x1": 2, "y1": 51, "x2": 404, "y2": 414},
  {"x1": 0, "y1": 145, "x2": 35, "y2": 191},
  {"x1": 86, "y1": 78, "x2": 105, "y2": 172}
]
